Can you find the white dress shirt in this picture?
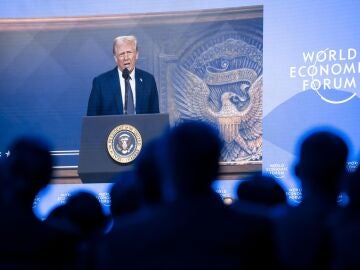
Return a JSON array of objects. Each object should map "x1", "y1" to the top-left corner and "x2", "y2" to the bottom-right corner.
[{"x1": 118, "y1": 68, "x2": 136, "y2": 112}]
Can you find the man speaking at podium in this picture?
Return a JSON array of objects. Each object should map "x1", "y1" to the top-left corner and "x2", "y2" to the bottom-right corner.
[{"x1": 87, "y1": 35, "x2": 159, "y2": 116}]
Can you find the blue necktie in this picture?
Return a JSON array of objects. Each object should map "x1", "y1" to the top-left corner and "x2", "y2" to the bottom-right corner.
[{"x1": 124, "y1": 76, "x2": 135, "y2": 114}]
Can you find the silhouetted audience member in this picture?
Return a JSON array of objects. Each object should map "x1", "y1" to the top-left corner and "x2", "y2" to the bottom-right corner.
[
  {"x1": 0, "y1": 136, "x2": 78, "y2": 269},
  {"x1": 6, "y1": 137, "x2": 53, "y2": 206},
  {"x1": 331, "y1": 162, "x2": 360, "y2": 270},
  {"x1": 108, "y1": 138, "x2": 166, "y2": 234},
  {"x1": 45, "y1": 203, "x2": 78, "y2": 234},
  {"x1": 134, "y1": 137, "x2": 164, "y2": 206},
  {"x1": 231, "y1": 173, "x2": 287, "y2": 217},
  {"x1": 65, "y1": 191, "x2": 109, "y2": 238},
  {"x1": 109, "y1": 170, "x2": 141, "y2": 219},
  {"x1": 273, "y1": 129, "x2": 349, "y2": 270},
  {"x1": 46, "y1": 191, "x2": 109, "y2": 270},
  {"x1": 94, "y1": 120, "x2": 279, "y2": 270},
  {"x1": 109, "y1": 138, "x2": 164, "y2": 219}
]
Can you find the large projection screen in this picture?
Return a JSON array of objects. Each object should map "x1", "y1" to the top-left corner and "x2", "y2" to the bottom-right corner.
[{"x1": 0, "y1": 0, "x2": 359, "y2": 217}]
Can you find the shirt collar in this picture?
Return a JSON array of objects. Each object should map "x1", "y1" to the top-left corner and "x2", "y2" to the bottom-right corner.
[{"x1": 118, "y1": 68, "x2": 136, "y2": 80}]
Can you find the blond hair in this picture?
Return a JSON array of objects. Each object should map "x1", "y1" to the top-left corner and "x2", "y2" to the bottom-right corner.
[{"x1": 112, "y1": 35, "x2": 138, "y2": 55}]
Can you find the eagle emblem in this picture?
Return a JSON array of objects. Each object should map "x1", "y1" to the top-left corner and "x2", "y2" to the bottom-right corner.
[{"x1": 171, "y1": 38, "x2": 262, "y2": 164}]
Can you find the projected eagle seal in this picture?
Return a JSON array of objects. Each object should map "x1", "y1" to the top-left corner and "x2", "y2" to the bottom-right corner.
[
  {"x1": 107, "y1": 124, "x2": 142, "y2": 164},
  {"x1": 171, "y1": 36, "x2": 263, "y2": 164}
]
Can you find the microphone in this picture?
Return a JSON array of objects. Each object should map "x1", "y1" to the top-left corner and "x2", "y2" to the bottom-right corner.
[{"x1": 122, "y1": 68, "x2": 130, "y2": 80}]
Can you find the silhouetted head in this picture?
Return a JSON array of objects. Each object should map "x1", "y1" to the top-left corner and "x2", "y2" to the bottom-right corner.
[
  {"x1": 6, "y1": 136, "x2": 53, "y2": 202},
  {"x1": 65, "y1": 191, "x2": 108, "y2": 236},
  {"x1": 295, "y1": 130, "x2": 348, "y2": 198},
  {"x1": 45, "y1": 203, "x2": 77, "y2": 233},
  {"x1": 164, "y1": 120, "x2": 222, "y2": 196},
  {"x1": 110, "y1": 170, "x2": 141, "y2": 217},
  {"x1": 237, "y1": 173, "x2": 287, "y2": 206},
  {"x1": 134, "y1": 138, "x2": 163, "y2": 205},
  {"x1": 46, "y1": 203, "x2": 69, "y2": 221}
]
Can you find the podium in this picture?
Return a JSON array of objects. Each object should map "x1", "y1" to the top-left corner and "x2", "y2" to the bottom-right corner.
[{"x1": 78, "y1": 113, "x2": 169, "y2": 183}]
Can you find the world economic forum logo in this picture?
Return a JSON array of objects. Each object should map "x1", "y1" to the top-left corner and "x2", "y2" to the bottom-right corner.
[
  {"x1": 290, "y1": 48, "x2": 359, "y2": 104},
  {"x1": 107, "y1": 124, "x2": 142, "y2": 164}
]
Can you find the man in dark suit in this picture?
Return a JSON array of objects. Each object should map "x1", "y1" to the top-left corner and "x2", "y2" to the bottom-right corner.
[{"x1": 87, "y1": 35, "x2": 159, "y2": 116}]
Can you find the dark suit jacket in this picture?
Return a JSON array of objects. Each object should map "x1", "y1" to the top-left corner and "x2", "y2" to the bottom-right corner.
[{"x1": 87, "y1": 67, "x2": 159, "y2": 115}]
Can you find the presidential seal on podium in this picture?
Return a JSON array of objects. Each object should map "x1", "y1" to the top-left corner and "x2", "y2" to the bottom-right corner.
[{"x1": 107, "y1": 124, "x2": 143, "y2": 164}]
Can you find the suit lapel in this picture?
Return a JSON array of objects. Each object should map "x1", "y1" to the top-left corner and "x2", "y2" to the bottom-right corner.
[
  {"x1": 135, "y1": 69, "x2": 143, "y2": 112},
  {"x1": 111, "y1": 67, "x2": 123, "y2": 114}
]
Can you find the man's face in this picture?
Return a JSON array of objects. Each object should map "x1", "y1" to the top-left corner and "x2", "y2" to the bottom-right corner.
[{"x1": 114, "y1": 40, "x2": 138, "y2": 73}]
